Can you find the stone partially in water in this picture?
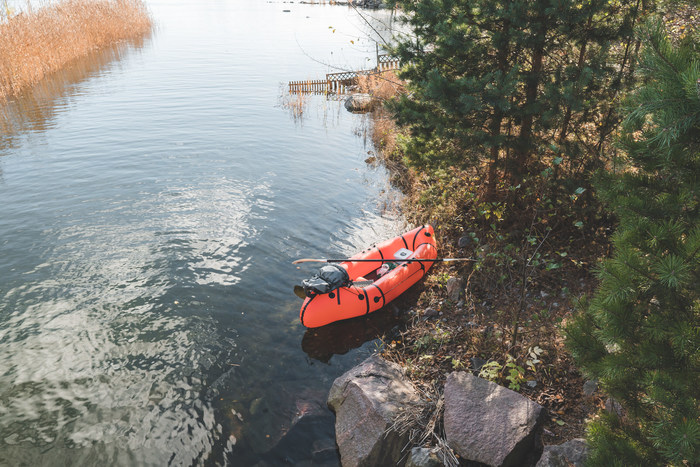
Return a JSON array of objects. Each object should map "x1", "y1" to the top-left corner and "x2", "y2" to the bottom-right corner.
[
  {"x1": 344, "y1": 94, "x2": 376, "y2": 113},
  {"x1": 327, "y1": 354, "x2": 421, "y2": 467}
]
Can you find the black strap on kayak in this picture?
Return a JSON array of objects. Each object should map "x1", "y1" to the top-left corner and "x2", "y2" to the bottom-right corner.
[
  {"x1": 412, "y1": 242, "x2": 438, "y2": 272},
  {"x1": 300, "y1": 294, "x2": 316, "y2": 327},
  {"x1": 364, "y1": 287, "x2": 371, "y2": 314},
  {"x1": 369, "y1": 283, "x2": 386, "y2": 309},
  {"x1": 374, "y1": 264, "x2": 426, "y2": 302},
  {"x1": 412, "y1": 225, "x2": 428, "y2": 250}
]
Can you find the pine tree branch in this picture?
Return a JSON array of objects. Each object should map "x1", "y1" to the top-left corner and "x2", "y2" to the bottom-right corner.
[{"x1": 643, "y1": 26, "x2": 680, "y2": 75}]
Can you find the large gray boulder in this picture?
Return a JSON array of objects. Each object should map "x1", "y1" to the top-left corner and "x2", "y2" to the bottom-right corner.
[
  {"x1": 536, "y1": 438, "x2": 588, "y2": 467},
  {"x1": 328, "y1": 354, "x2": 422, "y2": 467},
  {"x1": 444, "y1": 372, "x2": 545, "y2": 466}
]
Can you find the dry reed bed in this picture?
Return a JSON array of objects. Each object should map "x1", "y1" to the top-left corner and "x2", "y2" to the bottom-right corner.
[
  {"x1": 356, "y1": 71, "x2": 404, "y2": 157},
  {"x1": 0, "y1": 0, "x2": 152, "y2": 99}
]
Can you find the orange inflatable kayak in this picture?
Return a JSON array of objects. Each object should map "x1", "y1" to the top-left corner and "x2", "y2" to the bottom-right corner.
[{"x1": 299, "y1": 225, "x2": 438, "y2": 328}]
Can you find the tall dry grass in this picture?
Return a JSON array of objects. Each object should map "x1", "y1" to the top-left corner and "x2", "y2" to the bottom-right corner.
[
  {"x1": 0, "y1": 0, "x2": 152, "y2": 99},
  {"x1": 279, "y1": 85, "x2": 310, "y2": 124},
  {"x1": 356, "y1": 70, "x2": 404, "y2": 102},
  {"x1": 356, "y1": 71, "x2": 404, "y2": 157}
]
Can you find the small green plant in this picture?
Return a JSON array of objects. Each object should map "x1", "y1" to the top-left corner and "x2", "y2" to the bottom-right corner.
[
  {"x1": 504, "y1": 355, "x2": 526, "y2": 391},
  {"x1": 413, "y1": 324, "x2": 452, "y2": 351},
  {"x1": 477, "y1": 201, "x2": 506, "y2": 222},
  {"x1": 433, "y1": 324, "x2": 451, "y2": 344},
  {"x1": 478, "y1": 360, "x2": 502, "y2": 381},
  {"x1": 413, "y1": 335, "x2": 433, "y2": 351},
  {"x1": 478, "y1": 354, "x2": 535, "y2": 391},
  {"x1": 531, "y1": 309, "x2": 550, "y2": 323}
]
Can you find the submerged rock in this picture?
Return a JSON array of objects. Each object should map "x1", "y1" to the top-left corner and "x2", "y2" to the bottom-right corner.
[
  {"x1": 252, "y1": 392, "x2": 337, "y2": 466},
  {"x1": 253, "y1": 412, "x2": 337, "y2": 466},
  {"x1": 327, "y1": 354, "x2": 421, "y2": 467},
  {"x1": 444, "y1": 372, "x2": 545, "y2": 466}
]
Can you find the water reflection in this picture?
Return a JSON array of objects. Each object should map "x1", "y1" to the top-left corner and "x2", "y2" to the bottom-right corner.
[
  {"x1": 0, "y1": 36, "x2": 150, "y2": 153},
  {"x1": 301, "y1": 307, "x2": 400, "y2": 363}
]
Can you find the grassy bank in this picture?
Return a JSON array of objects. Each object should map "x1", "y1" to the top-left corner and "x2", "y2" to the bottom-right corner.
[{"x1": 0, "y1": 0, "x2": 152, "y2": 99}]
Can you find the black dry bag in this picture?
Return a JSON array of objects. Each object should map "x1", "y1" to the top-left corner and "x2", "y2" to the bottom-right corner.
[{"x1": 301, "y1": 264, "x2": 350, "y2": 297}]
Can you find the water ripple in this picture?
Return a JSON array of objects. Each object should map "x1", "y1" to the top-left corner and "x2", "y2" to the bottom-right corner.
[{"x1": 0, "y1": 176, "x2": 273, "y2": 464}]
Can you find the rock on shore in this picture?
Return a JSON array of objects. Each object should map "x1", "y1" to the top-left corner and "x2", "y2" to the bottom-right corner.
[
  {"x1": 344, "y1": 93, "x2": 376, "y2": 113},
  {"x1": 327, "y1": 354, "x2": 421, "y2": 466},
  {"x1": 444, "y1": 371, "x2": 545, "y2": 466}
]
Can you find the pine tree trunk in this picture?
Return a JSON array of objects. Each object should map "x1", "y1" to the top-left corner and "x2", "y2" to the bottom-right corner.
[
  {"x1": 514, "y1": 26, "x2": 545, "y2": 177},
  {"x1": 558, "y1": 13, "x2": 593, "y2": 146},
  {"x1": 596, "y1": 0, "x2": 643, "y2": 153},
  {"x1": 485, "y1": 19, "x2": 511, "y2": 200}
]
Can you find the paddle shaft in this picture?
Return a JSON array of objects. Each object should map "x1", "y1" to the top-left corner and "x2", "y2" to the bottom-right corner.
[{"x1": 292, "y1": 257, "x2": 475, "y2": 265}]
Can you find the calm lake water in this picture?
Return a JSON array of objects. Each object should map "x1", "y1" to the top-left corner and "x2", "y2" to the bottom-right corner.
[{"x1": 0, "y1": 1, "x2": 406, "y2": 464}]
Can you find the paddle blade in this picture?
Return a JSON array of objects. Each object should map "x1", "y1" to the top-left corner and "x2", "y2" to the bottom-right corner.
[
  {"x1": 293, "y1": 285, "x2": 307, "y2": 299},
  {"x1": 292, "y1": 258, "x2": 326, "y2": 264}
]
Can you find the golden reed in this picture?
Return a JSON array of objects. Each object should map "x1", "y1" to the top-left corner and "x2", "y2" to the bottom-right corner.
[
  {"x1": 0, "y1": 0, "x2": 152, "y2": 99},
  {"x1": 356, "y1": 71, "x2": 404, "y2": 156}
]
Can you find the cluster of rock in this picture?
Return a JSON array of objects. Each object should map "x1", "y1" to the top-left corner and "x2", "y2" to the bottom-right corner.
[{"x1": 328, "y1": 355, "x2": 588, "y2": 466}]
